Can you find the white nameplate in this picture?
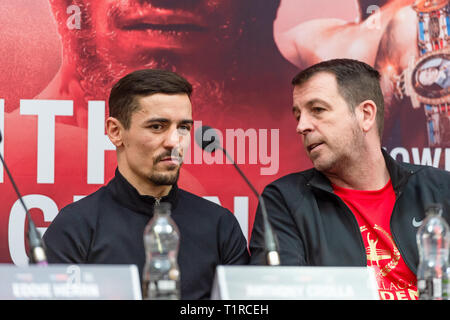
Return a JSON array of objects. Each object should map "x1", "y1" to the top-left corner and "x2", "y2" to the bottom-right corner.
[
  {"x1": 0, "y1": 264, "x2": 142, "y2": 300},
  {"x1": 212, "y1": 266, "x2": 379, "y2": 300}
]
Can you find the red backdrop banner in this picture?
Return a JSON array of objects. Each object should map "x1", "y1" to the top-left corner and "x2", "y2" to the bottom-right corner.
[{"x1": 0, "y1": 0, "x2": 448, "y2": 265}]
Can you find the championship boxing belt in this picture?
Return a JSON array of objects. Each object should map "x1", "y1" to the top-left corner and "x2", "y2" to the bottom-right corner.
[{"x1": 395, "y1": 1, "x2": 450, "y2": 146}]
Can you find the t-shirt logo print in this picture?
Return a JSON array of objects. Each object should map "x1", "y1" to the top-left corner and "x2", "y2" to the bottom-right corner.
[
  {"x1": 360, "y1": 224, "x2": 418, "y2": 300},
  {"x1": 361, "y1": 224, "x2": 400, "y2": 277},
  {"x1": 366, "y1": 233, "x2": 391, "y2": 266}
]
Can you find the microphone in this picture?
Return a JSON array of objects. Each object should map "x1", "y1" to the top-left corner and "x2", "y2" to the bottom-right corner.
[
  {"x1": 195, "y1": 125, "x2": 280, "y2": 266},
  {"x1": 0, "y1": 130, "x2": 47, "y2": 266}
]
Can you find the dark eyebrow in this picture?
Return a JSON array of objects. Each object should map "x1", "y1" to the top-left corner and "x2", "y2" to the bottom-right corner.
[
  {"x1": 179, "y1": 119, "x2": 194, "y2": 125},
  {"x1": 292, "y1": 99, "x2": 330, "y2": 113},
  {"x1": 143, "y1": 118, "x2": 194, "y2": 125},
  {"x1": 305, "y1": 98, "x2": 330, "y2": 108},
  {"x1": 144, "y1": 118, "x2": 169, "y2": 124}
]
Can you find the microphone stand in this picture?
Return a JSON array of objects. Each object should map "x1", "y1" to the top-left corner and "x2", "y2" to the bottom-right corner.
[
  {"x1": 215, "y1": 145, "x2": 280, "y2": 266},
  {"x1": 0, "y1": 132, "x2": 47, "y2": 265}
]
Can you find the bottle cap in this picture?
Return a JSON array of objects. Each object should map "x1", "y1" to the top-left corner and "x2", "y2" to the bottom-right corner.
[
  {"x1": 154, "y1": 202, "x2": 171, "y2": 214},
  {"x1": 425, "y1": 203, "x2": 443, "y2": 216}
]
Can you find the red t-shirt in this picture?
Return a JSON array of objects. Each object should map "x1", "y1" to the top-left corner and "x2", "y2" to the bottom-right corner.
[{"x1": 332, "y1": 180, "x2": 418, "y2": 300}]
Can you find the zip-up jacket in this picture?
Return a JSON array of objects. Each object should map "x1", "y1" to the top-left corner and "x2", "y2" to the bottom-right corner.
[
  {"x1": 249, "y1": 150, "x2": 450, "y2": 274},
  {"x1": 43, "y1": 169, "x2": 249, "y2": 300}
]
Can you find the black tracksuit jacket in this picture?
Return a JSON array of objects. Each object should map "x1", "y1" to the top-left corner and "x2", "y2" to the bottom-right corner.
[
  {"x1": 249, "y1": 150, "x2": 450, "y2": 274},
  {"x1": 43, "y1": 169, "x2": 249, "y2": 300}
]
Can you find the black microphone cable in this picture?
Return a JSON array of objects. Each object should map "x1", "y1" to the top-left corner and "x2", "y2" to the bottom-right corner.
[
  {"x1": 0, "y1": 130, "x2": 47, "y2": 266},
  {"x1": 195, "y1": 125, "x2": 280, "y2": 266}
]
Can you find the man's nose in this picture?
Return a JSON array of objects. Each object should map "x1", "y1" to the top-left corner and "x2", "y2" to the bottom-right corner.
[
  {"x1": 163, "y1": 127, "x2": 182, "y2": 149},
  {"x1": 296, "y1": 114, "x2": 313, "y2": 135},
  {"x1": 163, "y1": 128, "x2": 180, "y2": 149}
]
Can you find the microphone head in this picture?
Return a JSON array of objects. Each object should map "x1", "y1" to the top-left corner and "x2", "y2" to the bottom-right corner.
[{"x1": 194, "y1": 125, "x2": 221, "y2": 153}]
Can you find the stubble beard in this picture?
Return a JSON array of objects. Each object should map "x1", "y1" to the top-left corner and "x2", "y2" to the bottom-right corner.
[
  {"x1": 148, "y1": 150, "x2": 183, "y2": 186},
  {"x1": 149, "y1": 167, "x2": 181, "y2": 186},
  {"x1": 313, "y1": 124, "x2": 365, "y2": 175}
]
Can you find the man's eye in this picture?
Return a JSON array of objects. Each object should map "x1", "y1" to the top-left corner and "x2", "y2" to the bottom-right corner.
[
  {"x1": 178, "y1": 125, "x2": 192, "y2": 134},
  {"x1": 149, "y1": 124, "x2": 163, "y2": 130},
  {"x1": 312, "y1": 107, "x2": 325, "y2": 113}
]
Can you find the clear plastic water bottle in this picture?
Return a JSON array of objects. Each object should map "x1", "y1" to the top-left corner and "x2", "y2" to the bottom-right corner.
[
  {"x1": 416, "y1": 203, "x2": 449, "y2": 300},
  {"x1": 142, "y1": 202, "x2": 181, "y2": 300}
]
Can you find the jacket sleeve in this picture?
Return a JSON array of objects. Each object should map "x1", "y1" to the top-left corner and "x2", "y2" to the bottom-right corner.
[
  {"x1": 249, "y1": 182, "x2": 307, "y2": 266},
  {"x1": 217, "y1": 209, "x2": 250, "y2": 265}
]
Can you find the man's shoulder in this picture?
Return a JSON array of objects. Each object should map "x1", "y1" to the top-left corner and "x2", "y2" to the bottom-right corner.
[
  {"x1": 265, "y1": 168, "x2": 315, "y2": 190},
  {"x1": 393, "y1": 154, "x2": 449, "y2": 176},
  {"x1": 177, "y1": 188, "x2": 230, "y2": 214},
  {"x1": 43, "y1": 186, "x2": 110, "y2": 243},
  {"x1": 416, "y1": 163, "x2": 450, "y2": 176},
  {"x1": 176, "y1": 188, "x2": 239, "y2": 224},
  {"x1": 406, "y1": 162, "x2": 450, "y2": 187},
  {"x1": 58, "y1": 185, "x2": 110, "y2": 218}
]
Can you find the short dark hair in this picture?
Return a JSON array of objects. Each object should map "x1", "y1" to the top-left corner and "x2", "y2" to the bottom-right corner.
[
  {"x1": 291, "y1": 59, "x2": 385, "y2": 139},
  {"x1": 108, "y1": 69, "x2": 193, "y2": 129}
]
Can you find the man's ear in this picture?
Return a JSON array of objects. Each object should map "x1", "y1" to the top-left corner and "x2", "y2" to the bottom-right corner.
[
  {"x1": 106, "y1": 117, "x2": 124, "y2": 147},
  {"x1": 356, "y1": 100, "x2": 377, "y2": 133}
]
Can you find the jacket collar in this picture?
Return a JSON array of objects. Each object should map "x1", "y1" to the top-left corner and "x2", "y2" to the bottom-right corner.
[
  {"x1": 381, "y1": 148, "x2": 416, "y2": 192},
  {"x1": 107, "y1": 168, "x2": 179, "y2": 216},
  {"x1": 308, "y1": 149, "x2": 415, "y2": 193}
]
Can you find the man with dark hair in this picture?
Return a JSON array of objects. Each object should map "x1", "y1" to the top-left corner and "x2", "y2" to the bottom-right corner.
[
  {"x1": 291, "y1": 59, "x2": 386, "y2": 138},
  {"x1": 43, "y1": 69, "x2": 250, "y2": 300},
  {"x1": 249, "y1": 58, "x2": 450, "y2": 300},
  {"x1": 108, "y1": 69, "x2": 194, "y2": 130}
]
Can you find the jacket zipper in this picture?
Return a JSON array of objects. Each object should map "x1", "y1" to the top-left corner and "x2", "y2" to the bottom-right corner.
[
  {"x1": 390, "y1": 187, "x2": 417, "y2": 275},
  {"x1": 390, "y1": 169, "x2": 416, "y2": 274},
  {"x1": 332, "y1": 194, "x2": 368, "y2": 266},
  {"x1": 155, "y1": 197, "x2": 161, "y2": 205},
  {"x1": 327, "y1": 178, "x2": 414, "y2": 272},
  {"x1": 310, "y1": 183, "x2": 367, "y2": 265}
]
